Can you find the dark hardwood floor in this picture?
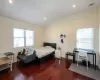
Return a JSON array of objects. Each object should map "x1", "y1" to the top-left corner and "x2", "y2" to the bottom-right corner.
[{"x1": 0, "y1": 59, "x2": 94, "y2": 80}]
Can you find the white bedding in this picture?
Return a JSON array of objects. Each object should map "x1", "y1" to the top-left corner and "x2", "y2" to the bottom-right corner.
[{"x1": 34, "y1": 47, "x2": 55, "y2": 58}]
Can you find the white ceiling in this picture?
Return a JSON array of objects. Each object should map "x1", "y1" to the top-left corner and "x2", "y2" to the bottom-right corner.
[{"x1": 0, "y1": 0, "x2": 100, "y2": 25}]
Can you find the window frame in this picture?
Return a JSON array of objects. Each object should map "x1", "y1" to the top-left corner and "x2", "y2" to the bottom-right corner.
[
  {"x1": 76, "y1": 28, "x2": 94, "y2": 50},
  {"x1": 13, "y1": 28, "x2": 34, "y2": 48},
  {"x1": 25, "y1": 30, "x2": 34, "y2": 47}
]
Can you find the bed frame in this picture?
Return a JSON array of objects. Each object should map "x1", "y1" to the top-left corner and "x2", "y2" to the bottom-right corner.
[
  {"x1": 43, "y1": 42, "x2": 56, "y2": 49},
  {"x1": 37, "y1": 42, "x2": 56, "y2": 64}
]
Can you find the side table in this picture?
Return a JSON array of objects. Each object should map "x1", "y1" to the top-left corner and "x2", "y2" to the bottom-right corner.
[
  {"x1": 55, "y1": 50, "x2": 61, "y2": 58},
  {"x1": 66, "y1": 52, "x2": 75, "y2": 63},
  {"x1": 0, "y1": 57, "x2": 11, "y2": 71},
  {"x1": 4, "y1": 52, "x2": 14, "y2": 71}
]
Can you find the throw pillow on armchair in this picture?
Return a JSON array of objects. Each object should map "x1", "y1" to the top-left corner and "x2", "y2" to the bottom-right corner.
[{"x1": 18, "y1": 49, "x2": 26, "y2": 55}]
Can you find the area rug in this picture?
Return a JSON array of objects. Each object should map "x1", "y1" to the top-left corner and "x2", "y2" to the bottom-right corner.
[{"x1": 69, "y1": 64, "x2": 100, "y2": 80}]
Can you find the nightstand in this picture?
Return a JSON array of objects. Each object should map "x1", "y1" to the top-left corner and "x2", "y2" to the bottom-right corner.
[{"x1": 55, "y1": 50, "x2": 61, "y2": 58}]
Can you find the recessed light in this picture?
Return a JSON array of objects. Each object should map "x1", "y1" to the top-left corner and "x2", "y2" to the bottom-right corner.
[
  {"x1": 44, "y1": 17, "x2": 47, "y2": 20},
  {"x1": 73, "y1": 5, "x2": 76, "y2": 8},
  {"x1": 9, "y1": 0, "x2": 12, "y2": 4}
]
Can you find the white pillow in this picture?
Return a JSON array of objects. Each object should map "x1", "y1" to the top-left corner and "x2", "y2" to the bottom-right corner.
[{"x1": 27, "y1": 47, "x2": 34, "y2": 55}]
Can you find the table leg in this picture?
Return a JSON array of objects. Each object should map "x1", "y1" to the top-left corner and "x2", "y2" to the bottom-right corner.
[
  {"x1": 12, "y1": 55, "x2": 14, "y2": 68},
  {"x1": 10, "y1": 55, "x2": 12, "y2": 71},
  {"x1": 73, "y1": 55, "x2": 75, "y2": 63},
  {"x1": 95, "y1": 54, "x2": 96, "y2": 70},
  {"x1": 66, "y1": 55, "x2": 68, "y2": 60},
  {"x1": 93, "y1": 55, "x2": 94, "y2": 68},
  {"x1": 13, "y1": 55, "x2": 14, "y2": 63}
]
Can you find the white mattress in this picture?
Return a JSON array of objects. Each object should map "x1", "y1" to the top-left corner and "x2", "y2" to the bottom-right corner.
[{"x1": 34, "y1": 47, "x2": 55, "y2": 58}]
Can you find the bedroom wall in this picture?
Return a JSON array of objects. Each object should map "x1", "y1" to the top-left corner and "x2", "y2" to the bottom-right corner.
[
  {"x1": 45, "y1": 7, "x2": 99, "y2": 65},
  {"x1": 0, "y1": 16, "x2": 45, "y2": 62},
  {"x1": 99, "y1": 5, "x2": 100, "y2": 68}
]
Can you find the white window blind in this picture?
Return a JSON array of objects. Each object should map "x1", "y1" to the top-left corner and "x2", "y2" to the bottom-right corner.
[
  {"x1": 25, "y1": 30, "x2": 34, "y2": 46},
  {"x1": 13, "y1": 28, "x2": 34, "y2": 48},
  {"x1": 76, "y1": 28, "x2": 94, "y2": 50}
]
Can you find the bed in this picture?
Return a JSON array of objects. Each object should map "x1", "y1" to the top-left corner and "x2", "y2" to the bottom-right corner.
[
  {"x1": 35, "y1": 42, "x2": 56, "y2": 64},
  {"x1": 17, "y1": 42, "x2": 56, "y2": 64}
]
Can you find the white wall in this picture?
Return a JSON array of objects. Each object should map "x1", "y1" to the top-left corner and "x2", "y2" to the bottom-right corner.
[
  {"x1": 45, "y1": 7, "x2": 99, "y2": 65},
  {"x1": 99, "y1": 5, "x2": 100, "y2": 68},
  {"x1": 0, "y1": 16, "x2": 45, "y2": 62}
]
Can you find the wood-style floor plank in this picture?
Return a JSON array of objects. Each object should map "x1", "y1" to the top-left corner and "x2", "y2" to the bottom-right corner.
[{"x1": 0, "y1": 59, "x2": 94, "y2": 80}]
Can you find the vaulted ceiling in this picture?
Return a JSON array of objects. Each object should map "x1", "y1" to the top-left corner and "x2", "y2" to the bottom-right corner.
[{"x1": 0, "y1": 0, "x2": 100, "y2": 24}]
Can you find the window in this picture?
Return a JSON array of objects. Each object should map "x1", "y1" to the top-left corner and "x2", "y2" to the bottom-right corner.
[
  {"x1": 76, "y1": 28, "x2": 94, "y2": 50},
  {"x1": 25, "y1": 30, "x2": 34, "y2": 46},
  {"x1": 13, "y1": 28, "x2": 34, "y2": 48}
]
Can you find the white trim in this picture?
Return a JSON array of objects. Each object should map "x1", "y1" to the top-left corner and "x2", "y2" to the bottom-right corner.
[{"x1": 24, "y1": 30, "x2": 26, "y2": 47}]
